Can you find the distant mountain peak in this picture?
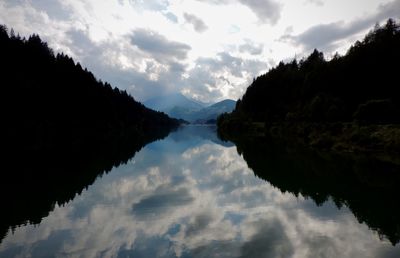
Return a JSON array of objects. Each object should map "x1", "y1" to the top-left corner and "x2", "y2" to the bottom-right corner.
[
  {"x1": 144, "y1": 92, "x2": 206, "y2": 113},
  {"x1": 144, "y1": 94, "x2": 236, "y2": 123}
]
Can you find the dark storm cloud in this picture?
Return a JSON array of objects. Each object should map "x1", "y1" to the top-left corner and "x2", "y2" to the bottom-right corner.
[
  {"x1": 130, "y1": 29, "x2": 191, "y2": 61},
  {"x1": 184, "y1": 13, "x2": 209, "y2": 33},
  {"x1": 281, "y1": 0, "x2": 400, "y2": 52},
  {"x1": 131, "y1": 187, "x2": 194, "y2": 219}
]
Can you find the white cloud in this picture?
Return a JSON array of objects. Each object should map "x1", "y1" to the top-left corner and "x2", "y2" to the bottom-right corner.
[
  {"x1": 0, "y1": 0, "x2": 397, "y2": 102},
  {"x1": 184, "y1": 12, "x2": 209, "y2": 33},
  {"x1": 130, "y1": 29, "x2": 192, "y2": 61},
  {"x1": 279, "y1": 0, "x2": 400, "y2": 54}
]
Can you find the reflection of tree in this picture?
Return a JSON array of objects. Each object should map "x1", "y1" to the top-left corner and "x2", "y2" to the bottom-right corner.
[
  {"x1": 0, "y1": 25, "x2": 180, "y2": 243},
  {"x1": 228, "y1": 135, "x2": 400, "y2": 245},
  {"x1": 0, "y1": 127, "x2": 173, "y2": 244}
]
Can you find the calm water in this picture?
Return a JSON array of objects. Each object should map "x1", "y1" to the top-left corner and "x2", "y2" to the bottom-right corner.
[{"x1": 1, "y1": 125, "x2": 400, "y2": 258}]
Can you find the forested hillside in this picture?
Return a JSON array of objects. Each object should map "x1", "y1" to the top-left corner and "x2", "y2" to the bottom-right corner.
[
  {"x1": 218, "y1": 19, "x2": 400, "y2": 151},
  {"x1": 0, "y1": 25, "x2": 180, "y2": 151}
]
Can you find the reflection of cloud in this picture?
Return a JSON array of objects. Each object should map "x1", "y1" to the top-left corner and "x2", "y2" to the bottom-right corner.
[
  {"x1": 185, "y1": 213, "x2": 214, "y2": 237},
  {"x1": 132, "y1": 187, "x2": 194, "y2": 219},
  {"x1": 1, "y1": 126, "x2": 400, "y2": 257},
  {"x1": 239, "y1": 218, "x2": 293, "y2": 258}
]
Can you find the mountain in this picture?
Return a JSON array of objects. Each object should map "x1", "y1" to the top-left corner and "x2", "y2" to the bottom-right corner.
[
  {"x1": 145, "y1": 94, "x2": 236, "y2": 123},
  {"x1": 191, "y1": 99, "x2": 236, "y2": 124},
  {"x1": 144, "y1": 93, "x2": 206, "y2": 113},
  {"x1": 218, "y1": 19, "x2": 400, "y2": 152}
]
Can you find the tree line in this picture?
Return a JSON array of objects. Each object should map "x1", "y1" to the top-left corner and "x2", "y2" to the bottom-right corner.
[
  {"x1": 0, "y1": 25, "x2": 180, "y2": 153},
  {"x1": 218, "y1": 19, "x2": 400, "y2": 131}
]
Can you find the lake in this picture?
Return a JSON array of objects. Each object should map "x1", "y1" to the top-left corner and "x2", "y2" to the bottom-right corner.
[{"x1": 1, "y1": 125, "x2": 400, "y2": 258}]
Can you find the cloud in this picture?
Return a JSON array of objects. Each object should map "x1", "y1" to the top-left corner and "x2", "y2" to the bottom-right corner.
[
  {"x1": 124, "y1": 0, "x2": 169, "y2": 11},
  {"x1": 306, "y1": 0, "x2": 324, "y2": 6},
  {"x1": 63, "y1": 28, "x2": 187, "y2": 101},
  {"x1": 184, "y1": 12, "x2": 208, "y2": 33},
  {"x1": 280, "y1": 20, "x2": 363, "y2": 52},
  {"x1": 164, "y1": 12, "x2": 178, "y2": 23},
  {"x1": 4, "y1": 0, "x2": 71, "y2": 20},
  {"x1": 183, "y1": 52, "x2": 267, "y2": 102},
  {"x1": 238, "y1": 0, "x2": 282, "y2": 25},
  {"x1": 0, "y1": 0, "x2": 272, "y2": 103},
  {"x1": 66, "y1": 29, "x2": 98, "y2": 57},
  {"x1": 239, "y1": 40, "x2": 263, "y2": 55},
  {"x1": 197, "y1": 0, "x2": 282, "y2": 25},
  {"x1": 130, "y1": 29, "x2": 191, "y2": 61},
  {"x1": 281, "y1": 0, "x2": 400, "y2": 52},
  {"x1": 64, "y1": 27, "x2": 263, "y2": 103}
]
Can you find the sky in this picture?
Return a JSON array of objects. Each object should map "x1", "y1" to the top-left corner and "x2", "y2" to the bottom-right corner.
[{"x1": 0, "y1": 0, "x2": 399, "y2": 102}]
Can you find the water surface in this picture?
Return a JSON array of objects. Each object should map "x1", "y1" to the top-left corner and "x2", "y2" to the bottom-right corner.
[{"x1": 1, "y1": 125, "x2": 399, "y2": 258}]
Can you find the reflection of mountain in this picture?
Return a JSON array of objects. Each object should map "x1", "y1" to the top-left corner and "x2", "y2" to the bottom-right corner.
[
  {"x1": 170, "y1": 125, "x2": 235, "y2": 148},
  {"x1": 0, "y1": 124, "x2": 174, "y2": 245},
  {"x1": 226, "y1": 135, "x2": 400, "y2": 245},
  {"x1": 144, "y1": 93, "x2": 236, "y2": 123}
]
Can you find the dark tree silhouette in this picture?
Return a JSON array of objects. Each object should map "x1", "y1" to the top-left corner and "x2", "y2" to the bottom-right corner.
[
  {"x1": 0, "y1": 25, "x2": 181, "y2": 242},
  {"x1": 216, "y1": 18, "x2": 400, "y2": 245},
  {"x1": 218, "y1": 19, "x2": 400, "y2": 137},
  {"x1": 0, "y1": 24, "x2": 180, "y2": 151},
  {"x1": 224, "y1": 135, "x2": 400, "y2": 245}
]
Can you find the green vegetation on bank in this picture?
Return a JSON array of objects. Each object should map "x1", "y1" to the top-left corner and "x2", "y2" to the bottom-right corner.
[{"x1": 218, "y1": 19, "x2": 400, "y2": 152}]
